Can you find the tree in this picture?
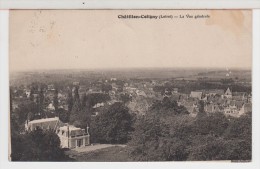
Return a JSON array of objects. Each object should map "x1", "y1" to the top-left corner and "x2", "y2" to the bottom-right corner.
[
  {"x1": 69, "y1": 106, "x2": 91, "y2": 129},
  {"x1": 101, "y1": 84, "x2": 112, "y2": 93},
  {"x1": 91, "y1": 102, "x2": 134, "y2": 144},
  {"x1": 73, "y1": 86, "x2": 80, "y2": 102},
  {"x1": 81, "y1": 93, "x2": 87, "y2": 108},
  {"x1": 11, "y1": 127, "x2": 69, "y2": 161},
  {"x1": 196, "y1": 100, "x2": 206, "y2": 118},
  {"x1": 224, "y1": 114, "x2": 251, "y2": 140},
  {"x1": 150, "y1": 97, "x2": 189, "y2": 116},
  {"x1": 120, "y1": 93, "x2": 132, "y2": 104},
  {"x1": 85, "y1": 93, "x2": 110, "y2": 108},
  {"x1": 39, "y1": 87, "x2": 45, "y2": 115},
  {"x1": 53, "y1": 89, "x2": 59, "y2": 115},
  {"x1": 67, "y1": 89, "x2": 73, "y2": 113},
  {"x1": 57, "y1": 108, "x2": 69, "y2": 123},
  {"x1": 128, "y1": 112, "x2": 194, "y2": 161},
  {"x1": 194, "y1": 112, "x2": 229, "y2": 136},
  {"x1": 29, "y1": 89, "x2": 34, "y2": 101},
  {"x1": 15, "y1": 100, "x2": 38, "y2": 127},
  {"x1": 128, "y1": 115, "x2": 165, "y2": 161}
]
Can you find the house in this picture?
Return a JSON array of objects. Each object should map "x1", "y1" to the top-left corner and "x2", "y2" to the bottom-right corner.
[
  {"x1": 57, "y1": 125, "x2": 90, "y2": 149},
  {"x1": 177, "y1": 93, "x2": 189, "y2": 102},
  {"x1": 232, "y1": 92, "x2": 247, "y2": 101},
  {"x1": 47, "y1": 102, "x2": 55, "y2": 111},
  {"x1": 224, "y1": 101, "x2": 245, "y2": 117},
  {"x1": 136, "y1": 90, "x2": 147, "y2": 97},
  {"x1": 190, "y1": 91, "x2": 203, "y2": 100},
  {"x1": 224, "y1": 87, "x2": 232, "y2": 99},
  {"x1": 206, "y1": 89, "x2": 224, "y2": 96},
  {"x1": 25, "y1": 117, "x2": 90, "y2": 149},
  {"x1": 58, "y1": 92, "x2": 67, "y2": 101},
  {"x1": 110, "y1": 78, "x2": 117, "y2": 81},
  {"x1": 224, "y1": 107, "x2": 240, "y2": 117},
  {"x1": 47, "y1": 84, "x2": 55, "y2": 91},
  {"x1": 163, "y1": 88, "x2": 172, "y2": 97},
  {"x1": 173, "y1": 88, "x2": 178, "y2": 93},
  {"x1": 204, "y1": 103, "x2": 222, "y2": 114},
  {"x1": 93, "y1": 102, "x2": 105, "y2": 108},
  {"x1": 73, "y1": 82, "x2": 80, "y2": 86},
  {"x1": 25, "y1": 90, "x2": 31, "y2": 98},
  {"x1": 182, "y1": 100, "x2": 198, "y2": 114}
]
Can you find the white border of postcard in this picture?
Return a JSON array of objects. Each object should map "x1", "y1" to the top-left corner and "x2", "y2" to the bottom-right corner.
[{"x1": 1, "y1": 0, "x2": 260, "y2": 9}]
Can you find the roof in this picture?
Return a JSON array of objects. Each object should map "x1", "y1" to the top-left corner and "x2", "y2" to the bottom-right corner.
[
  {"x1": 59, "y1": 125, "x2": 81, "y2": 131},
  {"x1": 170, "y1": 94, "x2": 180, "y2": 101},
  {"x1": 29, "y1": 117, "x2": 59, "y2": 124},
  {"x1": 190, "y1": 91, "x2": 203, "y2": 99},
  {"x1": 232, "y1": 92, "x2": 246, "y2": 97},
  {"x1": 26, "y1": 117, "x2": 65, "y2": 131},
  {"x1": 206, "y1": 89, "x2": 224, "y2": 95},
  {"x1": 225, "y1": 88, "x2": 232, "y2": 95}
]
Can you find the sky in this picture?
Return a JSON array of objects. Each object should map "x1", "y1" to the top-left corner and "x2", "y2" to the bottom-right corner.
[{"x1": 9, "y1": 10, "x2": 252, "y2": 72}]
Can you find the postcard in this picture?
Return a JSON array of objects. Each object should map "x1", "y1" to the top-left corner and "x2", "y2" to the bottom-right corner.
[{"x1": 9, "y1": 10, "x2": 252, "y2": 162}]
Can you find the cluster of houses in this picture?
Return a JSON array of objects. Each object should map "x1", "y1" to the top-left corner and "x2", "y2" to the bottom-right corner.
[
  {"x1": 12, "y1": 78, "x2": 252, "y2": 119},
  {"x1": 11, "y1": 78, "x2": 252, "y2": 149},
  {"x1": 183, "y1": 87, "x2": 252, "y2": 117}
]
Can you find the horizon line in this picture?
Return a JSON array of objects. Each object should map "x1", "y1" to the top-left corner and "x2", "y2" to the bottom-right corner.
[{"x1": 10, "y1": 66, "x2": 252, "y2": 73}]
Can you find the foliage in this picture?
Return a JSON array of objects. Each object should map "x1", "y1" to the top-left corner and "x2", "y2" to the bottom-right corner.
[
  {"x1": 90, "y1": 102, "x2": 134, "y2": 144},
  {"x1": 101, "y1": 84, "x2": 112, "y2": 93},
  {"x1": 57, "y1": 108, "x2": 70, "y2": 123},
  {"x1": 128, "y1": 103, "x2": 252, "y2": 161},
  {"x1": 39, "y1": 87, "x2": 45, "y2": 115},
  {"x1": 53, "y1": 89, "x2": 59, "y2": 114},
  {"x1": 224, "y1": 114, "x2": 251, "y2": 140},
  {"x1": 85, "y1": 93, "x2": 110, "y2": 108},
  {"x1": 14, "y1": 100, "x2": 38, "y2": 126},
  {"x1": 120, "y1": 93, "x2": 132, "y2": 103},
  {"x1": 73, "y1": 86, "x2": 80, "y2": 101},
  {"x1": 11, "y1": 127, "x2": 69, "y2": 161},
  {"x1": 194, "y1": 112, "x2": 229, "y2": 136},
  {"x1": 70, "y1": 106, "x2": 91, "y2": 129},
  {"x1": 67, "y1": 89, "x2": 73, "y2": 112},
  {"x1": 128, "y1": 114, "x2": 189, "y2": 161},
  {"x1": 150, "y1": 97, "x2": 189, "y2": 116}
]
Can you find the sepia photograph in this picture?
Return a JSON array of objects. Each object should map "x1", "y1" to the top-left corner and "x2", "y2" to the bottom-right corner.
[{"x1": 9, "y1": 10, "x2": 252, "y2": 162}]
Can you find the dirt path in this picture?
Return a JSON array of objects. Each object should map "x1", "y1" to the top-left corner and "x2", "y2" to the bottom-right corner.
[{"x1": 69, "y1": 144, "x2": 126, "y2": 153}]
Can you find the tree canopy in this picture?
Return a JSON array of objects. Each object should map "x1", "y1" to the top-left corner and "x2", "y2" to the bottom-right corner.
[
  {"x1": 90, "y1": 102, "x2": 134, "y2": 144},
  {"x1": 11, "y1": 127, "x2": 70, "y2": 161}
]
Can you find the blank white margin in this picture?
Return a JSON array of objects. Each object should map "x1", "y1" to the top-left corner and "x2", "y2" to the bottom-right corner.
[{"x1": 1, "y1": 0, "x2": 260, "y2": 9}]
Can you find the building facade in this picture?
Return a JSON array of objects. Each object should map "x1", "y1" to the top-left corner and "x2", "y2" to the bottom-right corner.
[{"x1": 25, "y1": 117, "x2": 90, "y2": 149}]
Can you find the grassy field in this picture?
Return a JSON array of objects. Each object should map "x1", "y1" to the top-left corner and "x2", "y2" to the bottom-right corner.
[{"x1": 66, "y1": 146, "x2": 132, "y2": 162}]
